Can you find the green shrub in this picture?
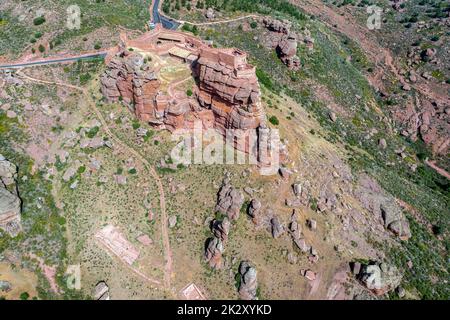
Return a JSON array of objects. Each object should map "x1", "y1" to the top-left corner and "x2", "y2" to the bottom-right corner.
[
  {"x1": 268, "y1": 115, "x2": 279, "y2": 125},
  {"x1": 20, "y1": 292, "x2": 30, "y2": 300},
  {"x1": 33, "y1": 16, "x2": 46, "y2": 25}
]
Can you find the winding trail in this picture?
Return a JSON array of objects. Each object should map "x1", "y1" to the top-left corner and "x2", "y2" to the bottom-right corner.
[{"x1": 16, "y1": 70, "x2": 174, "y2": 294}]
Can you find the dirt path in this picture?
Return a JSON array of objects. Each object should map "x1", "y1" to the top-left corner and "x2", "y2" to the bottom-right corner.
[
  {"x1": 16, "y1": 70, "x2": 174, "y2": 295},
  {"x1": 425, "y1": 160, "x2": 450, "y2": 181}
]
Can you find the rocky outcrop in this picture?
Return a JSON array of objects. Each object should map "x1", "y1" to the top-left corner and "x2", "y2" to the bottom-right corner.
[
  {"x1": 394, "y1": 96, "x2": 449, "y2": 156},
  {"x1": 101, "y1": 41, "x2": 274, "y2": 165},
  {"x1": 355, "y1": 175, "x2": 411, "y2": 240},
  {"x1": 262, "y1": 18, "x2": 300, "y2": 70},
  {"x1": 215, "y1": 180, "x2": 244, "y2": 221},
  {"x1": 211, "y1": 217, "x2": 231, "y2": 242},
  {"x1": 195, "y1": 47, "x2": 266, "y2": 137},
  {"x1": 204, "y1": 236, "x2": 224, "y2": 269},
  {"x1": 356, "y1": 262, "x2": 402, "y2": 296},
  {"x1": 0, "y1": 154, "x2": 17, "y2": 187},
  {"x1": 277, "y1": 33, "x2": 301, "y2": 70},
  {"x1": 0, "y1": 155, "x2": 21, "y2": 237},
  {"x1": 247, "y1": 198, "x2": 262, "y2": 224},
  {"x1": 100, "y1": 50, "x2": 160, "y2": 124},
  {"x1": 238, "y1": 261, "x2": 258, "y2": 300}
]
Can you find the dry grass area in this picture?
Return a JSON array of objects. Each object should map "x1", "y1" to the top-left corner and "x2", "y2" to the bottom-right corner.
[{"x1": 0, "y1": 263, "x2": 38, "y2": 300}]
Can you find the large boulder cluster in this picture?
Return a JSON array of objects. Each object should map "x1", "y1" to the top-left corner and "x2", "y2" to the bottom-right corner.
[
  {"x1": 205, "y1": 177, "x2": 242, "y2": 269},
  {"x1": 262, "y1": 18, "x2": 300, "y2": 70},
  {"x1": 215, "y1": 179, "x2": 244, "y2": 221},
  {"x1": 0, "y1": 155, "x2": 21, "y2": 237},
  {"x1": 204, "y1": 216, "x2": 231, "y2": 269}
]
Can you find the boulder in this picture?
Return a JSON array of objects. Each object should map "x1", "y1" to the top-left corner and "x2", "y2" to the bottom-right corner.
[
  {"x1": 380, "y1": 203, "x2": 411, "y2": 240},
  {"x1": 211, "y1": 217, "x2": 231, "y2": 242},
  {"x1": 0, "y1": 154, "x2": 17, "y2": 186},
  {"x1": 205, "y1": 237, "x2": 224, "y2": 269},
  {"x1": 248, "y1": 199, "x2": 262, "y2": 220},
  {"x1": 0, "y1": 280, "x2": 12, "y2": 292},
  {"x1": 205, "y1": 8, "x2": 215, "y2": 19},
  {"x1": 278, "y1": 167, "x2": 292, "y2": 180},
  {"x1": 358, "y1": 262, "x2": 402, "y2": 295},
  {"x1": 307, "y1": 219, "x2": 317, "y2": 231},
  {"x1": 215, "y1": 181, "x2": 244, "y2": 221},
  {"x1": 270, "y1": 216, "x2": 285, "y2": 238},
  {"x1": 301, "y1": 269, "x2": 316, "y2": 281},
  {"x1": 294, "y1": 238, "x2": 310, "y2": 253},
  {"x1": 292, "y1": 183, "x2": 302, "y2": 197},
  {"x1": 238, "y1": 261, "x2": 258, "y2": 300},
  {"x1": 168, "y1": 215, "x2": 177, "y2": 228}
]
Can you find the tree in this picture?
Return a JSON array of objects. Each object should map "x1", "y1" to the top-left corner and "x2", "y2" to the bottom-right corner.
[
  {"x1": 20, "y1": 292, "x2": 30, "y2": 300},
  {"x1": 38, "y1": 44, "x2": 45, "y2": 53}
]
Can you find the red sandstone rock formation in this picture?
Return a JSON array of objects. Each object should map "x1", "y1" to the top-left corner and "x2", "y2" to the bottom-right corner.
[
  {"x1": 100, "y1": 50, "x2": 160, "y2": 123},
  {"x1": 101, "y1": 45, "x2": 267, "y2": 137},
  {"x1": 100, "y1": 29, "x2": 279, "y2": 170},
  {"x1": 194, "y1": 47, "x2": 266, "y2": 134}
]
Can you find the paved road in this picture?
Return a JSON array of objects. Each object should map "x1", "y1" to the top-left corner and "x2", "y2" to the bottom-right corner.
[
  {"x1": 0, "y1": 53, "x2": 107, "y2": 70},
  {"x1": 152, "y1": 0, "x2": 180, "y2": 30}
]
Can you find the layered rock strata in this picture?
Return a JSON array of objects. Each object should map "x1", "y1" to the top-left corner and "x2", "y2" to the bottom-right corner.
[{"x1": 101, "y1": 42, "x2": 273, "y2": 164}]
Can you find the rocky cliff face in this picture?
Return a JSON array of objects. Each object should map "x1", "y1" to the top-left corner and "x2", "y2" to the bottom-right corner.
[
  {"x1": 195, "y1": 54, "x2": 266, "y2": 134},
  {"x1": 100, "y1": 51, "x2": 160, "y2": 123},
  {"x1": 101, "y1": 46, "x2": 271, "y2": 159}
]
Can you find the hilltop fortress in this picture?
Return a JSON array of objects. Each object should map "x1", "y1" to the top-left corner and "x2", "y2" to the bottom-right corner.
[{"x1": 101, "y1": 24, "x2": 280, "y2": 169}]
